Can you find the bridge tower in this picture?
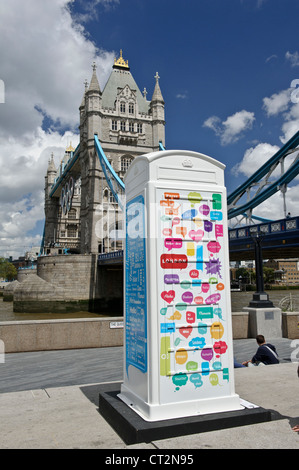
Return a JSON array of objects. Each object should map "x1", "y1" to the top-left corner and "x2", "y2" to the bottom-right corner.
[
  {"x1": 79, "y1": 50, "x2": 166, "y2": 254},
  {"x1": 44, "y1": 153, "x2": 59, "y2": 249}
]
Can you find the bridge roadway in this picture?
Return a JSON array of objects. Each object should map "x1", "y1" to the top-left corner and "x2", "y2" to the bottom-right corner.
[
  {"x1": 0, "y1": 339, "x2": 298, "y2": 449},
  {"x1": 228, "y1": 216, "x2": 299, "y2": 261},
  {"x1": 98, "y1": 216, "x2": 299, "y2": 265}
]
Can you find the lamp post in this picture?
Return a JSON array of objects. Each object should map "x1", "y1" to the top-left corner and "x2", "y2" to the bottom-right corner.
[{"x1": 249, "y1": 232, "x2": 274, "y2": 308}]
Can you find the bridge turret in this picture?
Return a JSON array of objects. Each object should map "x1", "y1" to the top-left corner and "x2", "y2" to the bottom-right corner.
[
  {"x1": 150, "y1": 72, "x2": 165, "y2": 151},
  {"x1": 44, "y1": 153, "x2": 59, "y2": 250},
  {"x1": 86, "y1": 62, "x2": 102, "y2": 142}
]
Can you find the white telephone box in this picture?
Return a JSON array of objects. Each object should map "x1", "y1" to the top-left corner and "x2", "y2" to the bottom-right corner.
[{"x1": 119, "y1": 150, "x2": 242, "y2": 421}]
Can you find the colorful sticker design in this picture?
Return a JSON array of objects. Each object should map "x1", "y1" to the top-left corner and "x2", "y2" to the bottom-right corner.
[{"x1": 158, "y1": 189, "x2": 231, "y2": 401}]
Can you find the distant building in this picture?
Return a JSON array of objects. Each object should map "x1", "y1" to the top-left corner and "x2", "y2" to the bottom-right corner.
[{"x1": 266, "y1": 258, "x2": 299, "y2": 284}]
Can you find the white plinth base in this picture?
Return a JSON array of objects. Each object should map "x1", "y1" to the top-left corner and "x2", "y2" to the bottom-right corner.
[
  {"x1": 118, "y1": 385, "x2": 243, "y2": 422},
  {"x1": 243, "y1": 307, "x2": 282, "y2": 338}
]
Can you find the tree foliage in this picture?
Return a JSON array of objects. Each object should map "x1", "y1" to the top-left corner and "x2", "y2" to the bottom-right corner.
[{"x1": 0, "y1": 258, "x2": 17, "y2": 281}]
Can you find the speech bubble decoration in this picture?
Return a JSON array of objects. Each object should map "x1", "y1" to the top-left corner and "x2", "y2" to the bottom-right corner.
[
  {"x1": 160, "y1": 254, "x2": 188, "y2": 270},
  {"x1": 189, "y1": 229, "x2": 204, "y2": 242},
  {"x1": 168, "y1": 310, "x2": 182, "y2": 320},
  {"x1": 194, "y1": 217, "x2": 203, "y2": 229},
  {"x1": 172, "y1": 373, "x2": 188, "y2": 389},
  {"x1": 198, "y1": 322, "x2": 208, "y2": 335},
  {"x1": 201, "y1": 282, "x2": 210, "y2": 293},
  {"x1": 160, "y1": 322, "x2": 175, "y2": 334},
  {"x1": 210, "y1": 211, "x2": 223, "y2": 221},
  {"x1": 164, "y1": 192, "x2": 180, "y2": 200},
  {"x1": 212, "y1": 361, "x2": 222, "y2": 370},
  {"x1": 175, "y1": 348, "x2": 188, "y2": 365},
  {"x1": 164, "y1": 274, "x2": 180, "y2": 284},
  {"x1": 213, "y1": 307, "x2": 223, "y2": 319},
  {"x1": 212, "y1": 193, "x2": 222, "y2": 210},
  {"x1": 179, "y1": 326, "x2": 193, "y2": 338},
  {"x1": 190, "y1": 373, "x2": 203, "y2": 388},
  {"x1": 201, "y1": 348, "x2": 214, "y2": 362},
  {"x1": 209, "y1": 373, "x2": 219, "y2": 386},
  {"x1": 182, "y1": 291, "x2": 193, "y2": 304},
  {"x1": 181, "y1": 279, "x2": 191, "y2": 290},
  {"x1": 176, "y1": 226, "x2": 187, "y2": 238},
  {"x1": 199, "y1": 204, "x2": 210, "y2": 216},
  {"x1": 205, "y1": 293, "x2": 221, "y2": 304},
  {"x1": 213, "y1": 340, "x2": 228, "y2": 355},
  {"x1": 186, "y1": 361, "x2": 198, "y2": 372},
  {"x1": 211, "y1": 323, "x2": 225, "y2": 340},
  {"x1": 162, "y1": 228, "x2": 172, "y2": 237},
  {"x1": 188, "y1": 192, "x2": 202, "y2": 204},
  {"x1": 201, "y1": 361, "x2": 210, "y2": 376},
  {"x1": 161, "y1": 290, "x2": 175, "y2": 304},
  {"x1": 186, "y1": 311, "x2": 196, "y2": 324},
  {"x1": 189, "y1": 337, "x2": 206, "y2": 348},
  {"x1": 204, "y1": 220, "x2": 213, "y2": 232},
  {"x1": 182, "y1": 209, "x2": 197, "y2": 220},
  {"x1": 187, "y1": 242, "x2": 195, "y2": 256},
  {"x1": 194, "y1": 295, "x2": 204, "y2": 304},
  {"x1": 189, "y1": 269, "x2": 199, "y2": 279},
  {"x1": 207, "y1": 241, "x2": 221, "y2": 253},
  {"x1": 172, "y1": 217, "x2": 180, "y2": 226},
  {"x1": 164, "y1": 238, "x2": 183, "y2": 251},
  {"x1": 215, "y1": 224, "x2": 223, "y2": 237}
]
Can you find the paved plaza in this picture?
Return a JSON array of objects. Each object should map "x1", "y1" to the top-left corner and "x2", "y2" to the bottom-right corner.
[{"x1": 0, "y1": 338, "x2": 298, "y2": 449}]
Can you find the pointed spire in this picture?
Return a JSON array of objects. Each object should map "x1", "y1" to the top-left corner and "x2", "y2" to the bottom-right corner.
[
  {"x1": 151, "y1": 72, "x2": 164, "y2": 103},
  {"x1": 88, "y1": 61, "x2": 101, "y2": 92},
  {"x1": 80, "y1": 79, "x2": 88, "y2": 108},
  {"x1": 47, "y1": 153, "x2": 57, "y2": 173}
]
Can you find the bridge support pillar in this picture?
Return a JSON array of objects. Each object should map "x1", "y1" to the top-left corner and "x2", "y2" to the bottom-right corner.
[{"x1": 243, "y1": 306, "x2": 282, "y2": 338}]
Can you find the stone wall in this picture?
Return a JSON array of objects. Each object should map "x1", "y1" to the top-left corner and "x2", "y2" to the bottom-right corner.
[
  {"x1": 282, "y1": 312, "x2": 299, "y2": 339},
  {"x1": 0, "y1": 317, "x2": 124, "y2": 352},
  {"x1": 12, "y1": 254, "x2": 123, "y2": 314}
]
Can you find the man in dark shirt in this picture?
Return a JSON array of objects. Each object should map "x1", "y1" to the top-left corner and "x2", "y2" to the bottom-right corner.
[{"x1": 242, "y1": 335, "x2": 279, "y2": 366}]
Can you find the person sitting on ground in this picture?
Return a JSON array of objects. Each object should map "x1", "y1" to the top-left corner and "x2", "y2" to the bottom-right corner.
[{"x1": 242, "y1": 335, "x2": 279, "y2": 366}]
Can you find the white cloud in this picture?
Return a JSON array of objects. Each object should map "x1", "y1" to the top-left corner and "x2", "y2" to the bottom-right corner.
[
  {"x1": 286, "y1": 51, "x2": 299, "y2": 67},
  {"x1": 203, "y1": 110, "x2": 255, "y2": 145},
  {"x1": 0, "y1": 0, "x2": 115, "y2": 258},
  {"x1": 250, "y1": 185, "x2": 299, "y2": 221},
  {"x1": 72, "y1": 0, "x2": 119, "y2": 23},
  {"x1": 176, "y1": 91, "x2": 188, "y2": 99},
  {"x1": 232, "y1": 142, "x2": 280, "y2": 178},
  {"x1": 262, "y1": 89, "x2": 290, "y2": 117},
  {"x1": 265, "y1": 54, "x2": 278, "y2": 63}
]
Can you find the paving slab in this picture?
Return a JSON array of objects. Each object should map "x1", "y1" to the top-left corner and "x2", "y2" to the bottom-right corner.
[{"x1": 0, "y1": 342, "x2": 298, "y2": 449}]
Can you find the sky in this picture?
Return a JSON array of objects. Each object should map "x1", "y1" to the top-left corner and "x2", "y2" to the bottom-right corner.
[{"x1": 1, "y1": 0, "x2": 299, "y2": 258}]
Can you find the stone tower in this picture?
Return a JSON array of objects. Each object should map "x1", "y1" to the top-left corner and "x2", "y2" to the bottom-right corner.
[
  {"x1": 79, "y1": 50, "x2": 165, "y2": 254},
  {"x1": 44, "y1": 153, "x2": 59, "y2": 249},
  {"x1": 43, "y1": 51, "x2": 165, "y2": 255}
]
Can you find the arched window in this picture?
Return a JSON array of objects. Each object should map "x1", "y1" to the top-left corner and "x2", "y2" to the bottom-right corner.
[{"x1": 121, "y1": 156, "x2": 133, "y2": 172}]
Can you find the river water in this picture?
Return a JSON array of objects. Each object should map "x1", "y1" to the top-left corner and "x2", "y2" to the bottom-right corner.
[{"x1": 0, "y1": 289, "x2": 298, "y2": 321}]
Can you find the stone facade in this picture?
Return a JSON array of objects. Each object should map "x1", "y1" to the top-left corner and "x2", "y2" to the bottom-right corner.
[
  {"x1": 15, "y1": 51, "x2": 165, "y2": 313},
  {"x1": 43, "y1": 51, "x2": 165, "y2": 256}
]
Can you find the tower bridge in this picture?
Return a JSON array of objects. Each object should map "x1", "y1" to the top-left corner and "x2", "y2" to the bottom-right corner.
[{"x1": 12, "y1": 51, "x2": 299, "y2": 313}]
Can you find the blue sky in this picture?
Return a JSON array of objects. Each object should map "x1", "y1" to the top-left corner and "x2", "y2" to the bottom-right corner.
[{"x1": 1, "y1": 0, "x2": 299, "y2": 257}]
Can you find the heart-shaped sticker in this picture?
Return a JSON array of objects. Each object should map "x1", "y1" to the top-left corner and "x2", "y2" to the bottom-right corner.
[
  {"x1": 161, "y1": 290, "x2": 175, "y2": 304},
  {"x1": 179, "y1": 326, "x2": 193, "y2": 338},
  {"x1": 189, "y1": 229, "x2": 204, "y2": 242}
]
